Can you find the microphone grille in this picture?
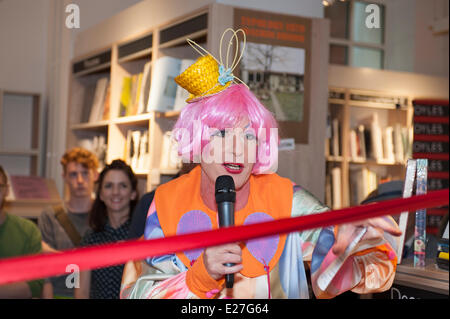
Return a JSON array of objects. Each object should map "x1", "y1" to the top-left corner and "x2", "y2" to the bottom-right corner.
[{"x1": 215, "y1": 175, "x2": 236, "y2": 203}]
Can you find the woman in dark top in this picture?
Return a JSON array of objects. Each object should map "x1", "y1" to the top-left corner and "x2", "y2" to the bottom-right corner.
[{"x1": 75, "y1": 159, "x2": 138, "y2": 299}]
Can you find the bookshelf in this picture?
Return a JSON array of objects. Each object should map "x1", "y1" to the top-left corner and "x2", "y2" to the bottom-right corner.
[
  {"x1": 0, "y1": 90, "x2": 60, "y2": 219},
  {"x1": 0, "y1": 90, "x2": 43, "y2": 176},
  {"x1": 325, "y1": 87, "x2": 414, "y2": 208},
  {"x1": 66, "y1": 7, "x2": 214, "y2": 193}
]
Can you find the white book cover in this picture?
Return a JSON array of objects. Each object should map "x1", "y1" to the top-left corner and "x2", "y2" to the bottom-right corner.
[
  {"x1": 137, "y1": 62, "x2": 151, "y2": 114},
  {"x1": 383, "y1": 126, "x2": 395, "y2": 163},
  {"x1": 393, "y1": 123, "x2": 404, "y2": 163},
  {"x1": 357, "y1": 124, "x2": 366, "y2": 160},
  {"x1": 125, "y1": 130, "x2": 133, "y2": 164},
  {"x1": 131, "y1": 130, "x2": 141, "y2": 171},
  {"x1": 332, "y1": 118, "x2": 340, "y2": 157},
  {"x1": 160, "y1": 131, "x2": 182, "y2": 170},
  {"x1": 137, "y1": 130, "x2": 149, "y2": 172},
  {"x1": 370, "y1": 113, "x2": 384, "y2": 162},
  {"x1": 89, "y1": 78, "x2": 109, "y2": 123},
  {"x1": 173, "y1": 59, "x2": 195, "y2": 111},
  {"x1": 331, "y1": 167, "x2": 342, "y2": 209},
  {"x1": 147, "y1": 56, "x2": 182, "y2": 112},
  {"x1": 349, "y1": 129, "x2": 358, "y2": 161}
]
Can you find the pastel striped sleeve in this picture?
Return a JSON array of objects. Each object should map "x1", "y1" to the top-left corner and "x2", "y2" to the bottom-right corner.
[
  {"x1": 291, "y1": 185, "x2": 398, "y2": 298},
  {"x1": 121, "y1": 200, "x2": 194, "y2": 299}
]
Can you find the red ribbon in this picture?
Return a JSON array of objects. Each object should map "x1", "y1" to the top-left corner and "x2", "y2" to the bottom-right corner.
[{"x1": 0, "y1": 189, "x2": 448, "y2": 285}]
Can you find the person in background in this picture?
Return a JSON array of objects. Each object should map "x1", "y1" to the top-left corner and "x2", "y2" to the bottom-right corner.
[
  {"x1": 128, "y1": 163, "x2": 197, "y2": 240},
  {"x1": 0, "y1": 165, "x2": 43, "y2": 298},
  {"x1": 38, "y1": 147, "x2": 99, "y2": 298},
  {"x1": 75, "y1": 159, "x2": 138, "y2": 299}
]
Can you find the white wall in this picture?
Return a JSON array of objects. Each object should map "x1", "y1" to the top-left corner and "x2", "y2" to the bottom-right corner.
[
  {"x1": 0, "y1": 0, "x2": 50, "y2": 92},
  {"x1": 413, "y1": 0, "x2": 449, "y2": 77},
  {"x1": 217, "y1": 0, "x2": 323, "y2": 18}
]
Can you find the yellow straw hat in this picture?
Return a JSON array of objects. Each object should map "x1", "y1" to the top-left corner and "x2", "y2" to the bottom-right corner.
[{"x1": 174, "y1": 28, "x2": 247, "y2": 103}]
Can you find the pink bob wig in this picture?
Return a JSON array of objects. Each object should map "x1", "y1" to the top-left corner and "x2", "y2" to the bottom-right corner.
[{"x1": 172, "y1": 84, "x2": 279, "y2": 174}]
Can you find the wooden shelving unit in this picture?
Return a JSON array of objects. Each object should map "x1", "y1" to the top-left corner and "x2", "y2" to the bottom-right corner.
[
  {"x1": 325, "y1": 87, "x2": 414, "y2": 208},
  {"x1": 65, "y1": 7, "x2": 218, "y2": 193},
  {"x1": 0, "y1": 90, "x2": 43, "y2": 176}
]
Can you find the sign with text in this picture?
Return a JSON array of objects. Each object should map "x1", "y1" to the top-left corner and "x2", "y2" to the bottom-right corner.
[{"x1": 234, "y1": 8, "x2": 312, "y2": 144}]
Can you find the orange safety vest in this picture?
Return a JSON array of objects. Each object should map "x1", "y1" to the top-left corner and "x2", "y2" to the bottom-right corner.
[{"x1": 155, "y1": 165, "x2": 293, "y2": 277}]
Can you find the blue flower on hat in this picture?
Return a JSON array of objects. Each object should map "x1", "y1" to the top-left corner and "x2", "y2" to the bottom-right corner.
[{"x1": 218, "y1": 65, "x2": 234, "y2": 86}]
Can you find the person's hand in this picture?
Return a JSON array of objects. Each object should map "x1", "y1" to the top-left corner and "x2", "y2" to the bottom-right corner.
[
  {"x1": 203, "y1": 243, "x2": 243, "y2": 280},
  {"x1": 332, "y1": 217, "x2": 402, "y2": 256}
]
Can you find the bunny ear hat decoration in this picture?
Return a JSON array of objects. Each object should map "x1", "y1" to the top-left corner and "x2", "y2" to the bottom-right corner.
[{"x1": 174, "y1": 28, "x2": 248, "y2": 102}]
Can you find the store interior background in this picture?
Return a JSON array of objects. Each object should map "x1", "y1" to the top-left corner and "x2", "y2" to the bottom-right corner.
[{"x1": 0, "y1": 0, "x2": 448, "y2": 200}]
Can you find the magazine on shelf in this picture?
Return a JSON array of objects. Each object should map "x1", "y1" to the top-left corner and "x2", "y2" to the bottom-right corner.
[
  {"x1": 173, "y1": 59, "x2": 195, "y2": 111},
  {"x1": 383, "y1": 126, "x2": 395, "y2": 163},
  {"x1": 102, "y1": 84, "x2": 111, "y2": 120},
  {"x1": 331, "y1": 118, "x2": 340, "y2": 157},
  {"x1": 78, "y1": 135, "x2": 107, "y2": 170},
  {"x1": 124, "y1": 129, "x2": 150, "y2": 173},
  {"x1": 119, "y1": 76, "x2": 132, "y2": 117},
  {"x1": 160, "y1": 131, "x2": 182, "y2": 171},
  {"x1": 137, "y1": 62, "x2": 152, "y2": 114},
  {"x1": 89, "y1": 77, "x2": 109, "y2": 123},
  {"x1": 147, "y1": 56, "x2": 182, "y2": 112}
]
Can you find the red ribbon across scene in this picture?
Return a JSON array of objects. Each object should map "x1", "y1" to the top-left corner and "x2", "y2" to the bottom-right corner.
[{"x1": 0, "y1": 189, "x2": 448, "y2": 285}]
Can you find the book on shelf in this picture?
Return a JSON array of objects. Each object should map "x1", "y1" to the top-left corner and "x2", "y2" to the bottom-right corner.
[
  {"x1": 393, "y1": 123, "x2": 404, "y2": 163},
  {"x1": 349, "y1": 166, "x2": 378, "y2": 206},
  {"x1": 324, "y1": 113, "x2": 332, "y2": 158},
  {"x1": 349, "y1": 129, "x2": 358, "y2": 161},
  {"x1": 147, "y1": 56, "x2": 182, "y2": 112},
  {"x1": 129, "y1": 74, "x2": 139, "y2": 116},
  {"x1": 331, "y1": 166, "x2": 342, "y2": 209},
  {"x1": 356, "y1": 115, "x2": 410, "y2": 164},
  {"x1": 370, "y1": 113, "x2": 384, "y2": 162},
  {"x1": 80, "y1": 83, "x2": 97, "y2": 123},
  {"x1": 119, "y1": 76, "x2": 132, "y2": 117},
  {"x1": 78, "y1": 135, "x2": 107, "y2": 170},
  {"x1": 331, "y1": 118, "x2": 340, "y2": 157},
  {"x1": 383, "y1": 126, "x2": 395, "y2": 163},
  {"x1": 137, "y1": 131, "x2": 150, "y2": 172},
  {"x1": 160, "y1": 131, "x2": 182, "y2": 171},
  {"x1": 102, "y1": 84, "x2": 111, "y2": 120},
  {"x1": 173, "y1": 59, "x2": 195, "y2": 111},
  {"x1": 89, "y1": 77, "x2": 109, "y2": 123},
  {"x1": 357, "y1": 124, "x2": 367, "y2": 160},
  {"x1": 124, "y1": 129, "x2": 150, "y2": 173},
  {"x1": 131, "y1": 130, "x2": 141, "y2": 170},
  {"x1": 137, "y1": 61, "x2": 152, "y2": 115}
]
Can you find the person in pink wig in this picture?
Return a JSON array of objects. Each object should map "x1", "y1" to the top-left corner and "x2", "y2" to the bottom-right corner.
[{"x1": 121, "y1": 29, "x2": 401, "y2": 299}]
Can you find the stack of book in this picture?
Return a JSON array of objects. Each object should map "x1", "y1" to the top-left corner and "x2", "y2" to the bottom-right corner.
[{"x1": 412, "y1": 99, "x2": 449, "y2": 235}]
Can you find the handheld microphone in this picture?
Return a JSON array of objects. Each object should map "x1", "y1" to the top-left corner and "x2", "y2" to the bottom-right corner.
[{"x1": 215, "y1": 175, "x2": 236, "y2": 289}]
